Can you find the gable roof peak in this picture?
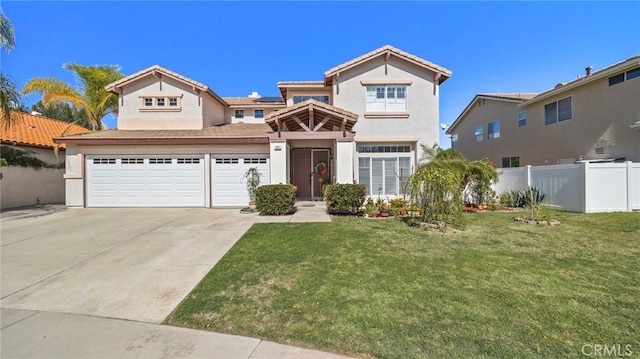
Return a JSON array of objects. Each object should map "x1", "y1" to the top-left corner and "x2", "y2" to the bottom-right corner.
[{"x1": 324, "y1": 45, "x2": 452, "y2": 85}]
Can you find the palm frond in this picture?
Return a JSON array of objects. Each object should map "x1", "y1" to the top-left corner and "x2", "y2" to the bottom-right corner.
[
  {"x1": 0, "y1": 72, "x2": 24, "y2": 129},
  {"x1": 0, "y1": 10, "x2": 15, "y2": 52}
]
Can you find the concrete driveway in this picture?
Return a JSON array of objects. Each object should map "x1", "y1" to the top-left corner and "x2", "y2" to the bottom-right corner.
[
  {"x1": 1, "y1": 206, "x2": 349, "y2": 358},
  {"x1": 1, "y1": 208, "x2": 256, "y2": 323}
]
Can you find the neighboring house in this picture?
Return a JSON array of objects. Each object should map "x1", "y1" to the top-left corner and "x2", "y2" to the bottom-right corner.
[
  {"x1": 1, "y1": 111, "x2": 90, "y2": 165},
  {"x1": 56, "y1": 45, "x2": 451, "y2": 208},
  {"x1": 1, "y1": 111, "x2": 90, "y2": 209},
  {"x1": 447, "y1": 55, "x2": 640, "y2": 167}
]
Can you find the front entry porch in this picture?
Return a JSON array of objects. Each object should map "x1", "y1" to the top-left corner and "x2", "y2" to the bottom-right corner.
[{"x1": 265, "y1": 99, "x2": 359, "y2": 198}]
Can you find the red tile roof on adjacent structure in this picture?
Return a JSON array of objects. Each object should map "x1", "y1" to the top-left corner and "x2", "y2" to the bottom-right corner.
[{"x1": 1, "y1": 111, "x2": 91, "y2": 150}]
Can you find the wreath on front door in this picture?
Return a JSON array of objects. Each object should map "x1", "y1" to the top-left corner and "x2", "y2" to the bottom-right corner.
[{"x1": 314, "y1": 161, "x2": 328, "y2": 175}]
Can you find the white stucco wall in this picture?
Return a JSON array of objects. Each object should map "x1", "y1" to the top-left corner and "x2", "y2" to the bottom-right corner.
[
  {"x1": 269, "y1": 141, "x2": 288, "y2": 184},
  {"x1": 335, "y1": 141, "x2": 355, "y2": 183},
  {"x1": 117, "y1": 76, "x2": 205, "y2": 130},
  {"x1": 202, "y1": 95, "x2": 226, "y2": 127},
  {"x1": 332, "y1": 56, "x2": 440, "y2": 160}
]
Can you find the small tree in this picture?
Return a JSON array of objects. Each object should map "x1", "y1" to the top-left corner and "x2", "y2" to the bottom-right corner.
[{"x1": 244, "y1": 167, "x2": 261, "y2": 203}]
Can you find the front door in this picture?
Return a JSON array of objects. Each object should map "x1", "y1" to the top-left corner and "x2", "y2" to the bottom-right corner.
[{"x1": 293, "y1": 149, "x2": 312, "y2": 198}]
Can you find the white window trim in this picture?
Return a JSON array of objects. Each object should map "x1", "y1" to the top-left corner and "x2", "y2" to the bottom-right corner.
[
  {"x1": 364, "y1": 85, "x2": 408, "y2": 114},
  {"x1": 474, "y1": 126, "x2": 483, "y2": 143},
  {"x1": 544, "y1": 96, "x2": 572, "y2": 125},
  {"x1": 139, "y1": 94, "x2": 183, "y2": 112},
  {"x1": 234, "y1": 109, "x2": 245, "y2": 119},
  {"x1": 488, "y1": 121, "x2": 500, "y2": 140},
  {"x1": 254, "y1": 109, "x2": 264, "y2": 119},
  {"x1": 518, "y1": 111, "x2": 527, "y2": 127}
]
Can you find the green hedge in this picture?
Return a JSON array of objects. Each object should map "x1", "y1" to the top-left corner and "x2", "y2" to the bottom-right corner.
[
  {"x1": 255, "y1": 184, "x2": 296, "y2": 215},
  {"x1": 324, "y1": 184, "x2": 367, "y2": 215}
]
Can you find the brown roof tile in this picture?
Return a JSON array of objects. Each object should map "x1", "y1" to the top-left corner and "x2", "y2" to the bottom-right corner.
[
  {"x1": 2, "y1": 111, "x2": 91, "y2": 150},
  {"x1": 56, "y1": 123, "x2": 272, "y2": 141}
]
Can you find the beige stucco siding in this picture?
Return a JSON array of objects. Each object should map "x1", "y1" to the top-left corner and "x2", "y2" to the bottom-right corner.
[
  {"x1": 117, "y1": 76, "x2": 204, "y2": 130},
  {"x1": 332, "y1": 56, "x2": 439, "y2": 160},
  {"x1": 202, "y1": 95, "x2": 226, "y2": 127}
]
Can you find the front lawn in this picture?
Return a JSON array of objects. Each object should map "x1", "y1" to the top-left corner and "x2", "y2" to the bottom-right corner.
[{"x1": 167, "y1": 212, "x2": 639, "y2": 358}]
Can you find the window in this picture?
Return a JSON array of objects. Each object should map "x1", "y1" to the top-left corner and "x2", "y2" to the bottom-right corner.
[
  {"x1": 488, "y1": 121, "x2": 500, "y2": 139},
  {"x1": 357, "y1": 145, "x2": 410, "y2": 153},
  {"x1": 244, "y1": 158, "x2": 267, "y2": 164},
  {"x1": 474, "y1": 126, "x2": 483, "y2": 142},
  {"x1": 293, "y1": 95, "x2": 330, "y2": 104},
  {"x1": 365, "y1": 85, "x2": 407, "y2": 112},
  {"x1": 177, "y1": 158, "x2": 200, "y2": 164},
  {"x1": 139, "y1": 96, "x2": 181, "y2": 111},
  {"x1": 451, "y1": 134, "x2": 459, "y2": 149},
  {"x1": 627, "y1": 67, "x2": 640, "y2": 80},
  {"x1": 518, "y1": 111, "x2": 527, "y2": 127},
  {"x1": 358, "y1": 156, "x2": 411, "y2": 196},
  {"x1": 121, "y1": 158, "x2": 144, "y2": 164},
  {"x1": 545, "y1": 97, "x2": 572, "y2": 125},
  {"x1": 149, "y1": 158, "x2": 172, "y2": 164},
  {"x1": 215, "y1": 158, "x2": 239, "y2": 164},
  {"x1": 235, "y1": 110, "x2": 244, "y2": 119},
  {"x1": 501, "y1": 156, "x2": 520, "y2": 168},
  {"x1": 93, "y1": 158, "x2": 115, "y2": 164},
  {"x1": 608, "y1": 67, "x2": 640, "y2": 86},
  {"x1": 254, "y1": 109, "x2": 264, "y2": 119}
]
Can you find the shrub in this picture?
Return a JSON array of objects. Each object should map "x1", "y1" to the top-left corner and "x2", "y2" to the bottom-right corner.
[
  {"x1": 324, "y1": 184, "x2": 366, "y2": 215},
  {"x1": 255, "y1": 184, "x2": 296, "y2": 215}
]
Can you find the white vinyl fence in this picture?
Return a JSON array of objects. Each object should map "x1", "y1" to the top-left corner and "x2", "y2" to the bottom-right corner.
[
  {"x1": 493, "y1": 162, "x2": 640, "y2": 213},
  {"x1": 0, "y1": 166, "x2": 66, "y2": 210}
]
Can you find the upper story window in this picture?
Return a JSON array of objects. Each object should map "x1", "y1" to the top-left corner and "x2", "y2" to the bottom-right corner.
[
  {"x1": 544, "y1": 96, "x2": 572, "y2": 125},
  {"x1": 254, "y1": 109, "x2": 264, "y2": 119},
  {"x1": 357, "y1": 145, "x2": 411, "y2": 153},
  {"x1": 366, "y1": 85, "x2": 407, "y2": 112},
  {"x1": 474, "y1": 126, "x2": 483, "y2": 142},
  {"x1": 139, "y1": 95, "x2": 182, "y2": 111},
  {"x1": 451, "y1": 134, "x2": 459, "y2": 149},
  {"x1": 608, "y1": 67, "x2": 640, "y2": 86},
  {"x1": 488, "y1": 121, "x2": 500, "y2": 139},
  {"x1": 235, "y1": 109, "x2": 244, "y2": 119},
  {"x1": 293, "y1": 95, "x2": 330, "y2": 104},
  {"x1": 518, "y1": 111, "x2": 527, "y2": 127}
]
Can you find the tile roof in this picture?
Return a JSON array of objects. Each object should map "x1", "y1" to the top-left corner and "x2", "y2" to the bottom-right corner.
[
  {"x1": 56, "y1": 123, "x2": 272, "y2": 141},
  {"x1": 477, "y1": 93, "x2": 538, "y2": 101},
  {"x1": 223, "y1": 97, "x2": 285, "y2": 106},
  {"x1": 264, "y1": 99, "x2": 358, "y2": 121},
  {"x1": 2, "y1": 111, "x2": 91, "y2": 150},
  {"x1": 324, "y1": 45, "x2": 452, "y2": 84},
  {"x1": 524, "y1": 54, "x2": 640, "y2": 105}
]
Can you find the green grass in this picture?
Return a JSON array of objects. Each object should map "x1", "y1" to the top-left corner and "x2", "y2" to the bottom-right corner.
[{"x1": 167, "y1": 212, "x2": 640, "y2": 358}]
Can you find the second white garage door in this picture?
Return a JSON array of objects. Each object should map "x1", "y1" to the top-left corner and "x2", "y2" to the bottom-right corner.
[
  {"x1": 86, "y1": 156, "x2": 205, "y2": 207},
  {"x1": 211, "y1": 156, "x2": 270, "y2": 207}
]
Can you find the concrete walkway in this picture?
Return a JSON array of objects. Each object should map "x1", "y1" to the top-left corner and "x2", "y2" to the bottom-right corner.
[{"x1": 0, "y1": 205, "x2": 351, "y2": 359}]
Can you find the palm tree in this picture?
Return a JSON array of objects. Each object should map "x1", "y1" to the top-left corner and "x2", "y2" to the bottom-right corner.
[
  {"x1": 22, "y1": 63, "x2": 123, "y2": 130},
  {"x1": 0, "y1": 9, "x2": 23, "y2": 129}
]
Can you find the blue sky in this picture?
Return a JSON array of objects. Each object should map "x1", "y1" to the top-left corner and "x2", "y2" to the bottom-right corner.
[{"x1": 3, "y1": 1, "x2": 639, "y2": 147}]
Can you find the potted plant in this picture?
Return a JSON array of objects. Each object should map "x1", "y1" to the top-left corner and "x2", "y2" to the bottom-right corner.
[
  {"x1": 376, "y1": 198, "x2": 391, "y2": 217},
  {"x1": 244, "y1": 167, "x2": 261, "y2": 210}
]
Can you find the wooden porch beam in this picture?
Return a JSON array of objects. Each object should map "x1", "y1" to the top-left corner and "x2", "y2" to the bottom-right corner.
[
  {"x1": 308, "y1": 104, "x2": 314, "y2": 132},
  {"x1": 291, "y1": 115, "x2": 311, "y2": 132},
  {"x1": 276, "y1": 118, "x2": 281, "y2": 138},
  {"x1": 313, "y1": 115, "x2": 333, "y2": 132}
]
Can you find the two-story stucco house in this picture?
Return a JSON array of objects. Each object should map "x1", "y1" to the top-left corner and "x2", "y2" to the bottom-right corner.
[
  {"x1": 56, "y1": 45, "x2": 451, "y2": 207},
  {"x1": 447, "y1": 55, "x2": 640, "y2": 167}
]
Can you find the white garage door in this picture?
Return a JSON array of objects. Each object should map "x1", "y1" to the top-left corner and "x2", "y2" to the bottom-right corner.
[
  {"x1": 86, "y1": 157, "x2": 205, "y2": 207},
  {"x1": 211, "y1": 156, "x2": 270, "y2": 207}
]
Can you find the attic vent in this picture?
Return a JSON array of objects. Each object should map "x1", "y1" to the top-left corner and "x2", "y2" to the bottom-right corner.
[
  {"x1": 554, "y1": 83, "x2": 564, "y2": 89},
  {"x1": 27, "y1": 124, "x2": 37, "y2": 130},
  {"x1": 595, "y1": 147, "x2": 604, "y2": 155}
]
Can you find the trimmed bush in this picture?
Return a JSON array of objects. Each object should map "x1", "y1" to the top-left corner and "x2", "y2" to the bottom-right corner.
[
  {"x1": 255, "y1": 184, "x2": 296, "y2": 215},
  {"x1": 324, "y1": 184, "x2": 367, "y2": 215}
]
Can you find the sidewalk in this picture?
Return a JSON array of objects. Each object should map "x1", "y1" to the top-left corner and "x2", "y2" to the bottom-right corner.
[
  {"x1": 254, "y1": 201, "x2": 331, "y2": 223},
  {"x1": 1, "y1": 309, "x2": 352, "y2": 358}
]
